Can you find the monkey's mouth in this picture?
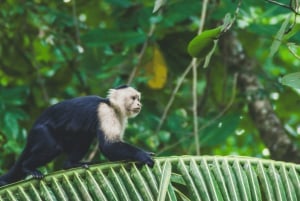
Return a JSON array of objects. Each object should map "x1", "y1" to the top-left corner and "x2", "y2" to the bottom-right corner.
[{"x1": 132, "y1": 108, "x2": 141, "y2": 113}]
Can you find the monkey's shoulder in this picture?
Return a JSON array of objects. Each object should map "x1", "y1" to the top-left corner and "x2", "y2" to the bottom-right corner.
[
  {"x1": 48, "y1": 96, "x2": 109, "y2": 110},
  {"x1": 62, "y1": 95, "x2": 109, "y2": 106},
  {"x1": 34, "y1": 96, "x2": 110, "y2": 125}
]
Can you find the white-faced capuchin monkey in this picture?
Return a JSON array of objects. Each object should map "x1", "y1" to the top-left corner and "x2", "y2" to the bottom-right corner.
[{"x1": 0, "y1": 85, "x2": 154, "y2": 187}]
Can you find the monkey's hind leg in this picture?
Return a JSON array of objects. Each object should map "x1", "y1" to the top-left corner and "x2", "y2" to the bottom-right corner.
[
  {"x1": 63, "y1": 143, "x2": 91, "y2": 169},
  {"x1": 21, "y1": 126, "x2": 62, "y2": 179}
]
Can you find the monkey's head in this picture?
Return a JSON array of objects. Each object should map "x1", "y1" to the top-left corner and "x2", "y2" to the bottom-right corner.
[{"x1": 107, "y1": 85, "x2": 142, "y2": 118}]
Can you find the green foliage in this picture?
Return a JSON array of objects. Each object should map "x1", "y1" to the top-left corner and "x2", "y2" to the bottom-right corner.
[
  {"x1": 200, "y1": 114, "x2": 240, "y2": 147},
  {"x1": 0, "y1": 0, "x2": 300, "y2": 176},
  {"x1": 0, "y1": 156, "x2": 299, "y2": 200},
  {"x1": 0, "y1": 87, "x2": 28, "y2": 149}
]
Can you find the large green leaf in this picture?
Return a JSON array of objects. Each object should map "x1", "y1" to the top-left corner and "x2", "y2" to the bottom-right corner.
[
  {"x1": 281, "y1": 72, "x2": 300, "y2": 89},
  {"x1": 269, "y1": 13, "x2": 292, "y2": 58},
  {"x1": 0, "y1": 156, "x2": 299, "y2": 200}
]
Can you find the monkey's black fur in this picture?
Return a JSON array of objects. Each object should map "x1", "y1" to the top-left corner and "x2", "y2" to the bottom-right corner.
[
  {"x1": 114, "y1": 84, "x2": 129, "y2": 89},
  {"x1": 0, "y1": 94, "x2": 154, "y2": 187}
]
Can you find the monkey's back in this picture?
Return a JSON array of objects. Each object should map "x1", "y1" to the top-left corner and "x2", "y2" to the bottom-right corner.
[{"x1": 30, "y1": 96, "x2": 108, "y2": 142}]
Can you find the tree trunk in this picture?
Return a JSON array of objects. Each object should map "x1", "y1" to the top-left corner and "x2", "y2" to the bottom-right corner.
[{"x1": 219, "y1": 32, "x2": 300, "y2": 163}]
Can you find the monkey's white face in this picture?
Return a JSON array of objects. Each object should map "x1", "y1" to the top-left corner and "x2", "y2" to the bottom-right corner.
[
  {"x1": 108, "y1": 87, "x2": 142, "y2": 118},
  {"x1": 124, "y1": 88, "x2": 142, "y2": 118}
]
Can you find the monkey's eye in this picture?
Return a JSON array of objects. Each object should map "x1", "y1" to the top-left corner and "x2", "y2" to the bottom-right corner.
[{"x1": 131, "y1": 96, "x2": 136, "y2": 100}]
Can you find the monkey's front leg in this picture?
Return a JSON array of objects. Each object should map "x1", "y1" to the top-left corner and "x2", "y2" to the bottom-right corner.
[{"x1": 100, "y1": 141, "x2": 154, "y2": 167}]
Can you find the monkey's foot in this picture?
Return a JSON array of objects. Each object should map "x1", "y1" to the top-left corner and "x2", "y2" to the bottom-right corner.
[
  {"x1": 29, "y1": 170, "x2": 44, "y2": 179},
  {"x1": 79, "y1": 163, "x2": 89, "y2": 169}
]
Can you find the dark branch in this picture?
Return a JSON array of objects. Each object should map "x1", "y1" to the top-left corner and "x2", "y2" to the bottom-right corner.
[
  {"x1": 265, "y1": 0, "x2": 300, "y2": 15},
  {"x1": 219, "y1": 32, "x2": 300, "y2": 163}
]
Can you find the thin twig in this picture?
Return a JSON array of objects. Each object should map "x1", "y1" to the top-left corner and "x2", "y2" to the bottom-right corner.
[
  {"x1": 199, "y1": 0, "x2": 209, "y2": 34},
  {"x1": 157, "y1": 73, "x2": 238, "y2": 155},
  {"x1": 193, "y1": 0, "x2": 209, "y2": 155},
  {"x1": 127, "y1": 16, "x2": 158, "y2": 85},
  {"x1": 192, "y1": 58, "x2": 200, "y2": 155},
  {"x1": 156, "y1": 60, "x2": 198, "y2": 133},
  {"x1": 21, "y1": 50, "x2": 49, "y2": 103},
  {"x1": 86, "y1": 141, "x2": 99, "y2": 162},
  {"x1": 156, "y1": 0, "x2": 212, "y2": 134},
  {"x1": 265, "y1": 0, "x2": 300, "y2": 15},
  {"x1": 72, "y1": 0, "x2": 96, "y2": 160},
  {"x1": 157, "y1": 0, "x2": 240, "y2": 152},
  {"x1": 71, "y1": 0, "x2": 89, "y2": 92},
  {"x1": 265, "y1": 0, "x2": 291, "y2": 9},
  {"x1": 219, "y1": 0, "x2": 241, "y2": 35},
  {"x1": 72, "y1": 0, "x2": 81, "y2": 45},
  {"x1": 33, "y1": 62, "x2": 50, "y2": 103},
  {"x1": 198, "y1": 73, "x2": 238, "y2": 131}
]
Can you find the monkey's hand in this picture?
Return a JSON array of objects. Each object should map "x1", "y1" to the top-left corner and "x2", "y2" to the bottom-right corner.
[
  {"x1": 100, "y1": 142, "x2": 155, "y2": 167},
  {"x1": 135, "y1": 151, "x2": 155, "y2": 168}
]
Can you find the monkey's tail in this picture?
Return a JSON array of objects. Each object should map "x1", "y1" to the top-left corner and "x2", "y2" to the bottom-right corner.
[
  {"x1": 0, "y1": 164, "x2": 25, "y2": 187},
  {"x1": 0, "y1": 150, "x2": 28, "y2": 187}
]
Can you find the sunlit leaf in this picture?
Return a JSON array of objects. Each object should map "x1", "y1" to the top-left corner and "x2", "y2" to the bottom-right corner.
[
  {"x1": 153, "y1": 0, "x2": 167, "y2": 13},
  {"x1": 157, "y1": 160, "x2": 172, "y2": 201},
  {"x1": 287, "y1": 42, "x2": 300, "y2": 59},
  {"x1": 291, "y1": 0, "x2": 299, "y2": 12},
  {"x1": 281, "y1": 72, "x2": 300, "y2": 89},
  {"x1": 284, "y1": 23, "x2": 300, "y2": 39},
  {"x1": 269, "y1": 13, "x2": 292, "y2": 58}
]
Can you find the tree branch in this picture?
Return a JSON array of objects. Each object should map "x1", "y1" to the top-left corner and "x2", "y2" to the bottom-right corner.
[{"x1": 219, "y1": 32, "x2": 300, "y2": 163}]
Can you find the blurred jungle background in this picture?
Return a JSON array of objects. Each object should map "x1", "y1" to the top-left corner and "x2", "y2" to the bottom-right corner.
[{"x1": 1, "y1": 0, "x2": 300, "y2": 174}]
